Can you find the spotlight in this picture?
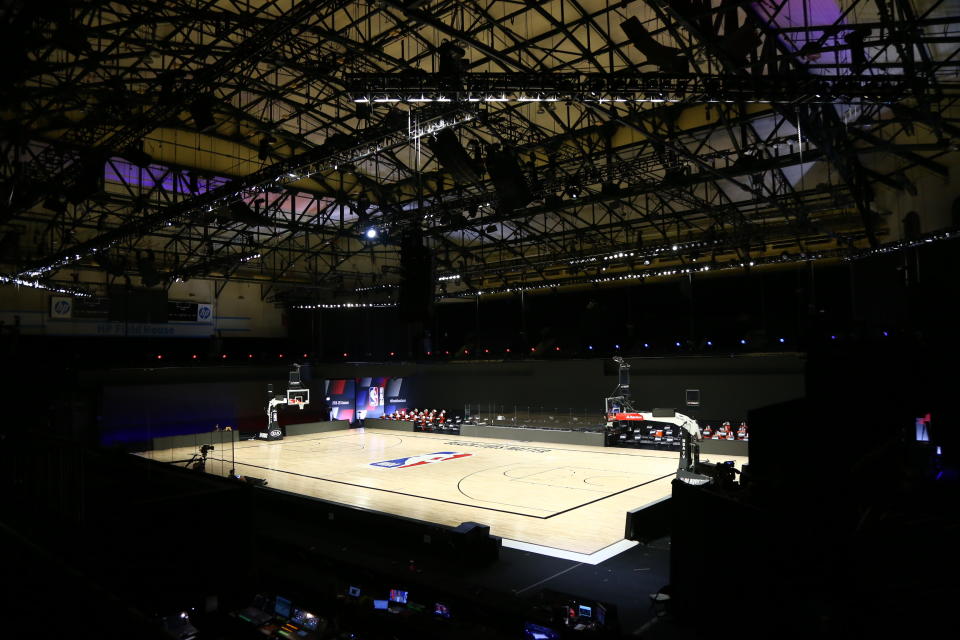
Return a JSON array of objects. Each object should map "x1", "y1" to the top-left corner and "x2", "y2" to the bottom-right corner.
[
  {"x1": 248, "y1": 354, "x2": 253, "y2": 358},
  {"x1": 778, "y1": 338, "x2": 785, "y2": 343},
  {"x1": 588, "y1": 345, "x2": 593, "y2": 350},
  {"x1": 365, "y1": 227, "x2": 378, "y2": 239},
  {"x1": 156, "y1": 354, "x2": 163, "y2": 360},
  {"x1": 740, "y1": 339, "x2": 747, "y2": 345},
  {"x1": 485, "y1": 224, "x2": 497, "y2": 233},
  {"x1": 614, "y1": 344, "x2": 620, "y2": 349},
  {"x1": 706, "y1": 341, "x2": 713, "y2": 346},
  {"x1": 389, "y1": 351, "x2": 395, "y2": 356},
  {"x1": 278, "y1": 353, "x2": 284, "y2": 358},
  {"x1": 506, "y1": 348, "x2": 511, "y2": 353},
  {"x1": 643, "y1": 343, "x2": 649, "y2": 348},
  {"x1": 192, "y1": 354, "x2": 197, "y2": 359},
  {"x1": 222, "y1": 354, "x2": 228, "y2": 359},
  {"x1": 675, "y1": 341, "x2": 681, "y2": 347},
  {"x1": 343, "y1": 352, "x2": 349, "y2": 357},
  {"x1": 565, "y1": 185, "x2": 581, "y2": 198}
]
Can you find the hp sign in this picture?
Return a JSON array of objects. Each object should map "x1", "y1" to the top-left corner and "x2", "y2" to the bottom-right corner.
[
  {"x1": 50, "y1": 296, "x2": 73, "y2": 319},
  {"x1": 197, "y1": 304, "x2": 212, "y2": 321}
]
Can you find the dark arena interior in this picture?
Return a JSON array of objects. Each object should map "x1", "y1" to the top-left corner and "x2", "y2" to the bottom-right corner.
[{"x1": 2, "y1": 1, "x2": 960, "y2": 638}]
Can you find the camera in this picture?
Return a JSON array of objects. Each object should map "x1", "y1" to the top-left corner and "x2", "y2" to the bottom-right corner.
[{"x1": 199, "y1": 444, "x2": 214, "y2": 457}]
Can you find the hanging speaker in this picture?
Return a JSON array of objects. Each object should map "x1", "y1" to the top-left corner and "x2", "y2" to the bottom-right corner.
[
  {"x1": 426, "y1": 129, "x2": 481, "y2": 185},
  {"x1": 398, "y1": 233, "x2": 434, "y2": 322}
]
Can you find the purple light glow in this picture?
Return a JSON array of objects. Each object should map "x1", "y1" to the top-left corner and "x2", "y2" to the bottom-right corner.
[
  {"x1": 105, "y1": 158, "x2": 230, "y2": 196},
  {"x1": 751, "y1": 0, "x2": 847, "y2": 71}
]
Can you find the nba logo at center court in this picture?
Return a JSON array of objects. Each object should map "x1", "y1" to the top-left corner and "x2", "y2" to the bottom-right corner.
[{"x1": 370, "y1": 452, "x2": 472, "y2": 469}]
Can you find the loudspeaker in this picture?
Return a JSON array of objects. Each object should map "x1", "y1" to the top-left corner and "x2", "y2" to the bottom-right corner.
[
  {"x1": 189, "y1": 96, "x2": 216, "y2": 130},
  {"x1": 620, "y1": 17, "x2": 687, "y2": 72},
  {"x1": 903, "y1": 211, "x2": 921, "y2": 241},
  {"x1": 427, "y1": 129, "x2": 480, "y2": 184},
  {"x1": 66, "y1": 160, "x2": 105, "y2": 204},
  {"x1": 398, "y1": 233, "x2": 434, "y2": 322},
  {"x1": 484, "y1": 144, "x2": 532, "y2": 211}
]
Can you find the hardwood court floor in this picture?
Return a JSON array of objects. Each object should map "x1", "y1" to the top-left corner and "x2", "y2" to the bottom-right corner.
[{"x1": 140, "y1": 428, "x2": 747, "y2": 555}]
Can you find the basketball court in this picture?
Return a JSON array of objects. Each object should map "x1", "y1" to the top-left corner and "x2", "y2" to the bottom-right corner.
[{"x1": 139, "y1": 428, "x2": 747, "y2": 561}]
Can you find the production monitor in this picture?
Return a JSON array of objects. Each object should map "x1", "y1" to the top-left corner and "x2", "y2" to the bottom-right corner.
[{"x1": 274, "y1": 596, "x2": 292, "y2": 619}]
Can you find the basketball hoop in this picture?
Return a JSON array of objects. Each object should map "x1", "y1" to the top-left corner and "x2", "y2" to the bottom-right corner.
[{"x1": 290, "y1": 399, "x2": 305, "y2": 410}]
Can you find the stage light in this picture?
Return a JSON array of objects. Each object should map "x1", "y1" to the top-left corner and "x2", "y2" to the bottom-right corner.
[
  {"x1": 389, "y1": 352, "x2": 395, "y2": 356},
  {"x1": 484, "y1": 348, "x2": 489, "y2": 353},
  {"x1": 222, "y1": 354, "x2": 228, "y2": 359},
  {"x1": 706, "y1": 341, "x2": 713, "y2": 346},
  {"x1": 643, "y1": 343, "x2": 649, "y2": 348},
  {"x1": 192, "y1": 354, "x2": 197, "y2": 359},
  {"x1": 614, "y1": 344, "x2": 620, "y2": 349},
  {"x1": 248, "y1": 354, "x2": 253, "y2": 358},
  {"x1": 740, "y1": 339, "x2": 747, "y2": 345},
  {"x1": 485, "y1": 224, "x2": 497, "y2": 233},
  {"x1": 506, "y1": 348, "x2": 511, "y2": 353},
  {"x1": 530, "y1": 347, "x2": 536, "y2": 352},
  {"x1": 156, "y1": 354, "x2": 163, "y2": 360},
  {"x1": 830, "y1": 335, "x2": 837, "y2": 340},
  {"x1": 675, "y1": 341, "x2": 681, "y2": 347},
  {"x1": 882, "y1": 331, "x2": 889, "y2": 337},
  {"x1": 365, "y1": 227, "x2": 378, "y2": 239},
  {"x1": 427, "y1": 351, "x2": 432, "y2": 355},
  {"x1": 464, "y1": 349, "x2": 469, "y2": 355},
  {"x1": 445, "y1": 350, "x2": 450, "y2": 355},
  {"x1": 303, "y1": 353, "x2": 308, "y2": 358},
  {"x1": 588, "y1": 345, "x2": 593, "y2": 350},
  {"x1": 778, "y1": 338, "x2": 785, "y2": 343},
  {"x1": 343, "y1": 352, "x2": 349, "y2": 357},
  {"x1": 278, "y1": 353, "x2": 284, "y2": 358}
]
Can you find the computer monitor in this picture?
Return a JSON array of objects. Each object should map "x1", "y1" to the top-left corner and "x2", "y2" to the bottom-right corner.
[
  {"x1": 434, "y1": 603, "x2": 451, "y2": 619},
  {"x1": 389, "y1": 589, "x2": 408, "y2": 604},
  {"x1": 373, "y1": 600, "x2": 389, "y2": 610},
  {"x1": 274, "y1": 596, "x2": 292, "y2": 619},
  {"x1": 347, "y1": 586, "x2": 361, "y2": 597},
  {"x1": 523, "y1": 622, "x2": 560, "y2": 640},
  {"x1": 578, "y1": 605, "x2": 592, "y2": 618}
]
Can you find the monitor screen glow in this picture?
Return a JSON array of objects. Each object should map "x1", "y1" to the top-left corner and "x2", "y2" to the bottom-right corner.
[
  {"x1": 373, "y1": 600, "x2": 389, "y2": 610},
  {"x1": 274, "y1": 596, "x2": 292, "y2": 619}
]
